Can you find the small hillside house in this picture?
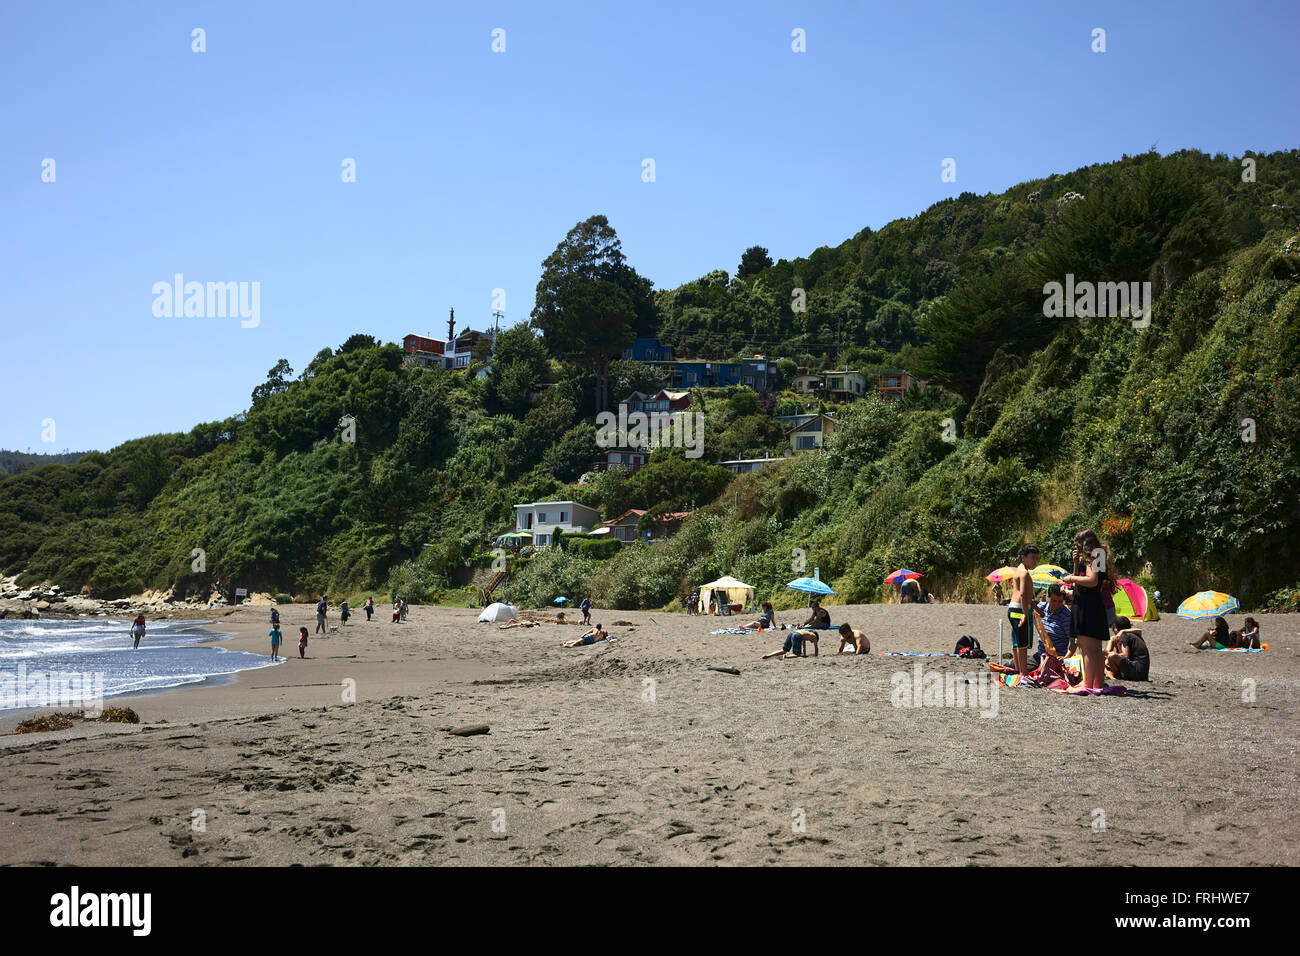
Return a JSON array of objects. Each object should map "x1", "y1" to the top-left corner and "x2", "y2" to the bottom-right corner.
[
  {"x1": 787, "y1": 413, "x2": 837, "y2": 452},
  {"x1": 513, "y1": 501, "x2": 600, "y2": 548}
]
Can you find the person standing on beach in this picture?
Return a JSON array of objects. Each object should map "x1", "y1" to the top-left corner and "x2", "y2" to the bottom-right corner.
[
  {"x1": 1062, "y1": 529, "x2": 1111, "y2": 689},
  {"x1": 298, "y1": 626, "x2": 309, "y2": 659},
  {"x1": 580, "y1": 594, "x2": 592, "y2": 625},
  {"x1": 1007, "y1": 544, "x2": 1039, "y2": 676},
  {"x1": 270, "y1": 606, "x2": 280, "y2": 628},
  {"x1": 340, "y1": 600, "x2": 351, "y2": 625},
  {"x1": 130, "y1": 613, "x2": 146, "y2": 649},
  {"x1": 269, "y1": 623, "x2": 283, "y2": 661},
  {"x1": 316, "y1": 595, "x2": 328, "y2": 634},
  {"x1": 365, "y1": 597, "x2": 374, "y2": 622}
]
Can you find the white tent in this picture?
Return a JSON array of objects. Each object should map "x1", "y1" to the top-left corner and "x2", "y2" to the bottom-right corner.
[
  {"x1": 698, "y1": 575, "x2": 755, "y2": 614},
  {"x1": 477, "y1": 602, "x2": 518, "y2": 623}
]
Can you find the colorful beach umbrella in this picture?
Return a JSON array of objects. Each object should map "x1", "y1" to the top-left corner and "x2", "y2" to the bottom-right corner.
[
  {"x1": 1177, "y1": 590, "x2": 1239, "y2": 619},
  {"x1": 1114, "y1": 578, "x2": 1158, "y2": 621},
  {"x1": 986, "y1": 566, "x2": 1019, "y2": 583},
  {"x1": 1029, "y1": 565, "x2": 1069, "y2": 587},
  {"x1": 883, "y1": 569, "x2": 923, "y2": 584}
]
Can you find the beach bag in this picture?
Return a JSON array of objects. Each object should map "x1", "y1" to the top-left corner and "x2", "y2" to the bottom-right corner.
[{"x1": 954, "y1": 635, "x2": 986, "y2": 659}]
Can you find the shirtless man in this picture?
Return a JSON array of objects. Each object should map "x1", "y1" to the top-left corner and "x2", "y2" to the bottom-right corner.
[
  {"x1": 1007, "y1": 544, "x2": 1039, "y2": 676},
  {"x1": 836, "y1": 623, "x2": 870, "y2": 655}
]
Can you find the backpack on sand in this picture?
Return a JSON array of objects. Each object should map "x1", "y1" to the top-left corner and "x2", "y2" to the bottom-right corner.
[{"x1": 954, "y1": 635, "x2": 986, "y2": 659}]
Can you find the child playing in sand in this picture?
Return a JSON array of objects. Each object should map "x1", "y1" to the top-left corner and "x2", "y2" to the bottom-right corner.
[
  {"x1": 836, "y1": 622, "x2": 871, "y2": 655},
  {"x1": 269, "y1": 624, "x2": 283, "y2": 661},
  {"x1": 340, "y1": 601, "x2": 350, "y2": 625},
  {"x1": 298, "y1": 626, "x2": 309, "y2": 659},
  {"x1": 564, "y1": 624, "x2": 607, "y2": 647}
]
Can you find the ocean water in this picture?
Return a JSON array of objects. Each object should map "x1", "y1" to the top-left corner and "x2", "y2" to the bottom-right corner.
[{"x1": 0, "y1": 617, "x2": 278, "y2": 712}]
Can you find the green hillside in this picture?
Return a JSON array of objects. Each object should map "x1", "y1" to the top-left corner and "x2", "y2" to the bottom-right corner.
[{"x1": 3, "y1": 149, "x2": 1298, "y2": 611}]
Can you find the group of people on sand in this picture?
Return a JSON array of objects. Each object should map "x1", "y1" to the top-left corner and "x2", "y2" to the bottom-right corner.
[
  {"x1": 1003, "y1": 529, "x2": 1151, "y2": 690},
  {"x1": 268, "y1": 606, "x2": 309, "y2": 662},
  {"x1": 498, "y1": 595, "x2": 599, "y2": 647},
  {"x1": 1189, "y1": 615, "x2": 1261, "y2": 650},
  {"x1": 740, "y1": 600, "x2": 869, "y2": 660}
]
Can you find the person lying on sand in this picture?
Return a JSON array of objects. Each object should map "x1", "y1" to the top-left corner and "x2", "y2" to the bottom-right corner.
[
  {"x1": 499, "y1": 619, "x2": 542, "y2": 629},
  {"x1": 836, "y1": 623, "x2": 870, "y2": 654},
  {"x1": 739, "y1": 602, "x2": 775, "y2": 630},
  {"x1": 563, "y1": 624, "x2": 607, "y2": 647}
]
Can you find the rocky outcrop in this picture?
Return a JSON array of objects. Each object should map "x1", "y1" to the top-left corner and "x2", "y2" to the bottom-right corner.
[{"x1": 0, "y1": 573, "x2": 280, "y2": 619}]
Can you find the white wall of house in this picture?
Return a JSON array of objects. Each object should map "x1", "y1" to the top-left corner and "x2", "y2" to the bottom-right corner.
[{"x1": 514, "y1": 501, "x2": 601, "y2": 546}]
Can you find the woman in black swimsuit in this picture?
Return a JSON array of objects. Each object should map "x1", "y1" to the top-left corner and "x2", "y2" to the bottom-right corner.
[{"x1": 1062, "y1": 528, "x2": 1110, "y2": 690}]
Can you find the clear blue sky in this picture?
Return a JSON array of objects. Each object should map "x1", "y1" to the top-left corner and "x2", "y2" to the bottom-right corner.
[{"x1": 2, "y1": 0, "x2": 1296, "y2": 452}]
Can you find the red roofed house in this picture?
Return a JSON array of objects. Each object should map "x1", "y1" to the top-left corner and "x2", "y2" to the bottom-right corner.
[{"x1": 603, "y1": 509, "x2": 693, "y2": 542}]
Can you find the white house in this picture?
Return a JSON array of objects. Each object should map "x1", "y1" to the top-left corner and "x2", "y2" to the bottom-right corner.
[{"x1": 513, "y1": 500, "x2": 601, "y2": 548}]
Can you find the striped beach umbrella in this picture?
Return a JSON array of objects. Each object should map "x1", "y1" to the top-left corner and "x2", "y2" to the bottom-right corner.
[
  {"x1": 883, "y1": 569, "x2": 923, "y2": 584},
  {"x1": 1177, "y1": 590, "x2": 1239, "y2": 619}
]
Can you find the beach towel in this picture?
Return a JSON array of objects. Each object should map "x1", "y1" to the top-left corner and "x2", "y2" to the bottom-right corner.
[
  {"x1": 878, "y1": 652, "x2": 952, "y2": 657},
  {"x1": 1211, "y1": 647, "x2": 1265, "y2": 652},
  {"x1": 710, "y1": 627, "x2": 752, "y2": 635},
  {"x1": 1053, "y1": 684, "x2": 1126, "y2": 696}
]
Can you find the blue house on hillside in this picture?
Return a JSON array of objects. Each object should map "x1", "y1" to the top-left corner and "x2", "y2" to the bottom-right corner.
[{"x1": 623, "y1": 338, "x2": 675, "y2": 363}]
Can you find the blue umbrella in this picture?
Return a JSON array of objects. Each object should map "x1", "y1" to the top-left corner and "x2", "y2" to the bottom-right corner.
[
  {"x1": 787, "y1": 577, "x2": 835, "y2": 596},
  {"x1": 553, "y1": 597, "x2": 569, "y2": 605}
]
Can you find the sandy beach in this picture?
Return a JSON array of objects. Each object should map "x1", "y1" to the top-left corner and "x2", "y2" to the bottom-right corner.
[{"x1": 2, "y1": 602, "x2": 1297, "y2": 866}]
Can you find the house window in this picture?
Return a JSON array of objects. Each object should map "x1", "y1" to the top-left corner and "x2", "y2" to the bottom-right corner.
[
  {"x1": 560, "y1": 511, "x2": 567, "y2": 522},
  {"x1": 797, "y1": 436, "x2": 816, "y2": 450},
  {"x1": 524, "y1": 514, "x2": 532, "y2": 529},
  {"x1": 536, "y1": 534, "x2": 549, "y2": 546},
  {"x1": 538, "y1": 512, "x2": 547, "y2": 523}
]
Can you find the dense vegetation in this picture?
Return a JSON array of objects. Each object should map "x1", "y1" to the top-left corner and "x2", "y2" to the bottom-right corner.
[
  {"x1": 3, "y1": 149, "x2": 1297, "y2": 611},
  {"x1": 0, "y1": 450, "x2": 89, "y2": 477}
]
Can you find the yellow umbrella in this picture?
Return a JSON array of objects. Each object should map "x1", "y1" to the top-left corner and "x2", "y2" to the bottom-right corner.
[
  {"x1": 1030, "y1": 565, "x2": 1069, "y2": 587},
  {"x1": 986, "y1": 566, "x2": 1018, "y2": 583}
]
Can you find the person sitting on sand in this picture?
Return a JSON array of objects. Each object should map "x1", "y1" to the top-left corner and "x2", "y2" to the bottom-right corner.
[
  {"x1": 130, "y1": 613, "x2": 146, "y2": 650},
  {"x1": 1190, "y1": 616, "x2": 1230, "y2": 649},
  {"x1": 1106, "y1": 616, "x2": 1149, "y2": 681},
  {"x1": 836, "y1": 623, "x2": 871, "y2": 655},
  {"x1": 1227, "y1": 616, "x2": 1258, "y2": 647},
  {"x1": 563, "y1": 624, "x2": 607, "y2": 647},
  {"x1": 298, "y1": 626, "x2": 309, "y2": 659},
  {"x1": 555, "y1": 611, "x2": 569, "y2": 624},
  {"x1": 739, "y1": 602, "x2": 776, "y2": 631},
  {"x1": 499, "y1": 618, "x2": 541, "y2": 629},
  {"x1": 801, "y1": 601, "x2": 831, "y2": 630}
]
